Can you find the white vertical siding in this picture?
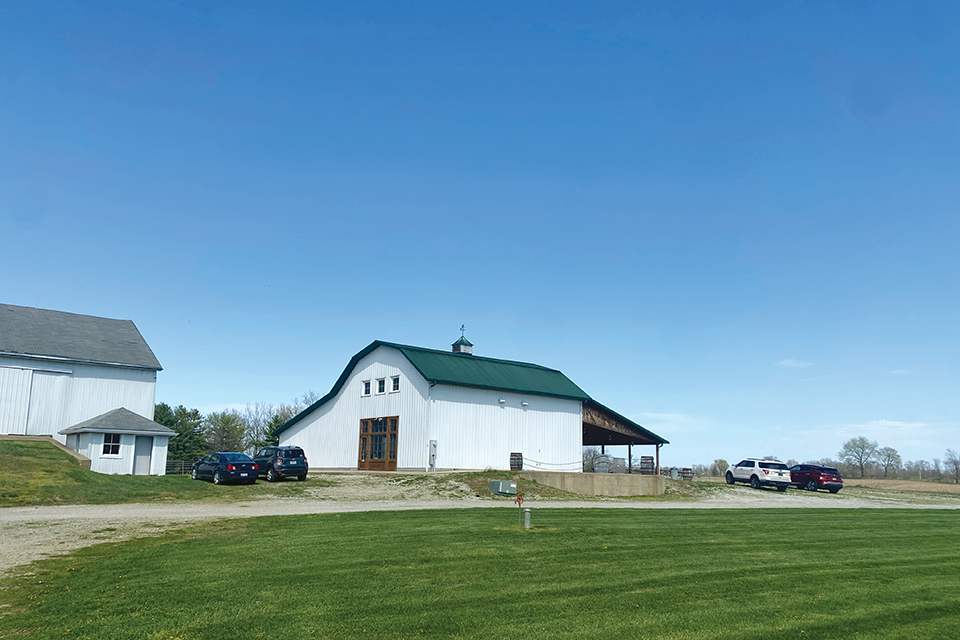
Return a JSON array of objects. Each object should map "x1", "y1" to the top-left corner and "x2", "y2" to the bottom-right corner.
[
  {"x1": 64, "y1": 364, "x2": 156, "y2": 426},
  {"x1": 0, "y1": 355, "x2": 156, "y2": 442},
  {"x1": 280, "y1": 345, "x2": 431, "y2": 469},
  {"x1": 151, "y1": 436, "x2": 169, "y2": 475},
  {"x1": 279, "y1": 345, "x2": 584, "y2": 472},
  {"x1": 0, "y1": 365, "x2": 32, "y2": 434},
  {"x1": 26, "y1": 371, "x2": 70, "y2": 438},
  {"x1": 430, "y1": 386, "x2": 583, "y2": 471}
]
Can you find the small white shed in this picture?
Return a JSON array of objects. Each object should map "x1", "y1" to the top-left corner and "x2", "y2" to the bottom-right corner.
[{"x1": 60, "y1": 408, "x2": 175, "y2": 475}]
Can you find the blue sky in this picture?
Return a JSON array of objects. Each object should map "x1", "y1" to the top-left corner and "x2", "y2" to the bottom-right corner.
[{"x1": 2, "y1": 1, "x2": 957, "y2": 466}]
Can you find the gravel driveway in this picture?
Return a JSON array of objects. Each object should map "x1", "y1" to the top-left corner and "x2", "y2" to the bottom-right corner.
[{"x1": 2, "y1": 474, "x2": 958, "y2": 577}]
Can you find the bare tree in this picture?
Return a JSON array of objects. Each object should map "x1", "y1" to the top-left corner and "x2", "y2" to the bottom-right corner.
[
  {"x1": 876, "y1": 447, "x2": 902, "y2": 478},
  {"x1": 582, "y1": 446, "x2": 601, "y2": 472},
  {"x1": 945, "y1": 449, "x2": 960, "y2": 484},
  {"x1": 838, "y1": 437, "x2": 878, "y2": 478},
  {"x1": 932, "y1": 458, "x2": 942, "y2": 480},
  {"x1": 242, "y1": 402, "x2": 277, "y2": 451}
]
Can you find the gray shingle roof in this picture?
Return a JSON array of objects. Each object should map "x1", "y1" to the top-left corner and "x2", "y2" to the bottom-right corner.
[
  {"x1": 0, "y1": 304, "x2": 162, "y2": 370},
  {"x1": 59, "y1": 408, "x2": 175, "y2": 435}
]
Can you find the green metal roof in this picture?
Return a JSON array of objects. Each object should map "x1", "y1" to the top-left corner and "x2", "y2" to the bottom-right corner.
[
  {"x1": 272, "y1": 340, "x2": 666, "y2": 446},
  {"x1": 393, "y1": 342, "x2": 588, "y2": 401},
  {"x1": 452, "y1": 336, "x2": 473, "y2": 346}
]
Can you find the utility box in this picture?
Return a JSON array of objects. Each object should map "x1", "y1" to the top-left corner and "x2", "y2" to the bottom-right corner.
[{"x1": 489, "y1": 479, "x2": 517, "y2": 496}]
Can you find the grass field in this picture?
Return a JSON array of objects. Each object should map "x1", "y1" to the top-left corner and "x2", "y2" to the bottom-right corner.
[
  {"x1": 0, "y1": 441, "x2": 329, "y2": 507},
  {"x1": 1, "y1": 509, "x2": 956, "y2": 639}
]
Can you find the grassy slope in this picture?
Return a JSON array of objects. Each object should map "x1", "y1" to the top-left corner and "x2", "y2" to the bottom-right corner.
[
  {"x1": 1, "y1": 509, "x2": 956, "y2": 640},
  {"x1": 0, "y1": 441, "x2": 326, "y2": 507}
]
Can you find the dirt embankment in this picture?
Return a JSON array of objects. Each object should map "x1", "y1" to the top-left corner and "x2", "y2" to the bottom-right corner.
[{"x1": 842, "y1": 478, "x2": 960, "y2": 492}]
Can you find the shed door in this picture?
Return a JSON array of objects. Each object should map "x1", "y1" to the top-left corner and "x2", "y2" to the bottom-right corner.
[
  {"x1": 358, "y1": 417, "x2": 398, "y2": 471},
  {"x1": 133, "y1": 436, "x2": 153, "y2": 475}
]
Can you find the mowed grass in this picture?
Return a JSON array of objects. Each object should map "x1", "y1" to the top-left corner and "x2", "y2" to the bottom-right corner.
[
  {"x1": 0, "y1": 441, "x2": 328, "y2": 507},
  {"x1": 1, "y1": 509, "x2": 956, "y2": 639}
]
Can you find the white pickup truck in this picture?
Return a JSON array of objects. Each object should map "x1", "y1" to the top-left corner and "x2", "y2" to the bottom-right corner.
[{"x1": 725, "y1": 458, "x2": 792, "y2": 491}]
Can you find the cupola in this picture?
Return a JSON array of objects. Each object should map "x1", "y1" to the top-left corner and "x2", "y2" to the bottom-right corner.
[{"x1": 452, "y1": 335, "x2": 473, "y2": 355}]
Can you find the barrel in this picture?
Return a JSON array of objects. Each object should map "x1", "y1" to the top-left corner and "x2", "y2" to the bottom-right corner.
[
  {"x1": 639, "y1": 456, "x2": 655, "y2": 475},
  {"x1": 680, "y1": 467, "x2": 693, "y2": 480}
]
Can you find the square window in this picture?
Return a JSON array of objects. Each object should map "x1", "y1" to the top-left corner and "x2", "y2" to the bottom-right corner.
[
  {"x1": 391, "y1": 376, "x2": 400, "y2": 392},
  {"x1": 362, "y1": 380, "x2": 371, "y2": 396},
  {"x1": 377, "y1": 378, "x2": 385, "y2": 394},
  {"x1": 102, "y1": 433, "x2": 121, "y2": 456}
]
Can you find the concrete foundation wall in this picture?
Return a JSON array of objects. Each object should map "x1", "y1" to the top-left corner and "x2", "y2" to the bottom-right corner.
[{"x1": 522, "y1": 470, "x2": 664, "y2": 497}]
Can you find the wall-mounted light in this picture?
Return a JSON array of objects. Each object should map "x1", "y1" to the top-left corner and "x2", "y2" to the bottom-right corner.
[
  {"x1": 498, "y1": 398, "x2": 506, "y2": 404},
  {"x1": 521, "y1": 402, "x2": 529, "y2": 407}
]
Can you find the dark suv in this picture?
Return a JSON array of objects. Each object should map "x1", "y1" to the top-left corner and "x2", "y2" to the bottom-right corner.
[
  {"x1": 790, "y1": 464, "x2": 843, "y2": 493},
  {"x1": 253, "y1": 446, "x2": 308, "y2": 482}
]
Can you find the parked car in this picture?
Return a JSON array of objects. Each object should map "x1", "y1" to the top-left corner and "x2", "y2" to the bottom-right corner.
[
  {"x1": 790, "y1": 464, "x2": 843, "y2": 493},
  {"x1": 192, "y1": 452, "x2": 259, "y2": 485},
  {"x1": 725, "y1": 458, "x2": 791, "y2": 491},
  {"x1": 253, "y1": 446, "x2": 308, "y2": 482}
]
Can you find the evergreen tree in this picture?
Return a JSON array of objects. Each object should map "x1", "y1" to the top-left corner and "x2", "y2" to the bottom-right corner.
[
  {"x1": 154, "y1": 403, "x2": 207, "y2": 461},
  {"x1": 203, "y1": 410, "x2": 247, "y2": 452}
]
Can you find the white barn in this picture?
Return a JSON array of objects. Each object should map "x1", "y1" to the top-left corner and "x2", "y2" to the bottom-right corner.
[
  {"x1": 276, "y1": 338, "x2": 667, "y2": 472},
  {"x1": 0, "y1": 303, "x2": 172, "y2": 475}
]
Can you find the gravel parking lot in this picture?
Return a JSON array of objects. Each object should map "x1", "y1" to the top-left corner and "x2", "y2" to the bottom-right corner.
[{"x1": 2, "y1": 474, "x2": 958, "y2": 577}]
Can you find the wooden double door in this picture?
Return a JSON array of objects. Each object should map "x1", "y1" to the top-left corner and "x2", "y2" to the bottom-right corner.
[{"x1": 358, "y1": 417, "x2": 398, "y2": 471}]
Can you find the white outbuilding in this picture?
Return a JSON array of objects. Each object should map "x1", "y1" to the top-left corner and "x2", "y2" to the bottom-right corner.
[
  {"x1": 0, "y1": 303, "x2": 171, "y2": 475},
  {"x1": 275, "y1": 337, "x2": 667, "y2": 472}
]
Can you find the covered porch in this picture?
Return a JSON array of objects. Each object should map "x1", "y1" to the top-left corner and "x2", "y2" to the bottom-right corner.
[{"x1": 582, "y1": 399, "x2": 668, "y2": 474}]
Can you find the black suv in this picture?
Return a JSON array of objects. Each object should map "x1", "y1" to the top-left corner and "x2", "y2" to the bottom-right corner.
[{"x1": 253, "y1": 446, "x2": 308, "y2": 482}]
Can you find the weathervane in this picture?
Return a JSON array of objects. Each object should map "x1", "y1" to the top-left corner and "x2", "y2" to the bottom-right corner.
[{"x1": 460, "y1": 324, "x2": 465, "y2": 337}]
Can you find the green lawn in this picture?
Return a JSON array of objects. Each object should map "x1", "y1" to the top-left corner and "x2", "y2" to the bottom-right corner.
[
  {"x1": 1, "y1": 509, "x2": 956, "y2": 639},
  {"x1": 0, "y1": 441, "x2": 328, "y2": 507}
]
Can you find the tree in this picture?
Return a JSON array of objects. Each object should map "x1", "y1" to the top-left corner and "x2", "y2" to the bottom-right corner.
[
  {"x1": 711, "y1": 459, "x2": 729, "y2": 477},
  {"x1": 203, "y1": 410, "x2": 247, "y2": 452},
  {"x1": 582, "y1": 446, "x2": 601, "y2": 472},
  {"x1": 945, "y1": 449, "x2": 960, "y2": 485},
  {"x1": 263, "y1": 390, "x2": 321, "y2": 444},
  {"x1": 838, "y1": 437, "x2": 878, "y2": 478},
  {"x1": 241, "y1": 402, "x2": 276, "y2": 452},
  {"x1": 876, "y1": 447, "x2": 902, "y2": 478},
  {"x1": 155, "y1": 403, "x2": 207, "y2": 461}
]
